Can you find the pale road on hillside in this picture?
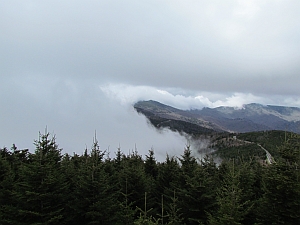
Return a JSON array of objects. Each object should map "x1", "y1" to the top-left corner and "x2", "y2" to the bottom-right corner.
[
  {"x1": 242, "y1": 140, "x2": 275, "y2": 164},
  {"x1": 257, "y1": 144, "x2": 276, "y2": 164}
]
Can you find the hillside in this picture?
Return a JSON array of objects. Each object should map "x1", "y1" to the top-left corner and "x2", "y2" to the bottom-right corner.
[
  {"x1": 134, "y1": 100, "x2": 300, "y2": 134},
  {"x1": 208, "y1": 130, "x2": 293, "y2": 162},
  {"x1": 134, "y1": 100, "x2": 300, "y2": 162}
]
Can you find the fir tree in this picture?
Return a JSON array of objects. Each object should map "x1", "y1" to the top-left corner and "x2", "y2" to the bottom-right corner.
[
  {"x1": 257, "y1": 138, "x2": 300, "y2": 224},
  {"x1": 16, "y1": 132, "x2": 68, "y2": 224},
  {"x1": 0, "y1": 148, "x2": 17, "y2": 225},
  {"x1": 166, "y1": 190, "x2": 184, "y2": 225},
  {"x1": 208, "y1": 160, "x2": 252, "y2": 225}
]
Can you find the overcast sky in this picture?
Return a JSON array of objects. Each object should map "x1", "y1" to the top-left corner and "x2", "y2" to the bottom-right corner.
[{"x1": 1, "y1": 0, "x2": 300, "y2": 160}]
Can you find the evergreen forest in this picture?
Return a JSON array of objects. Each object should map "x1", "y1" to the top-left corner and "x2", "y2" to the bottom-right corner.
[{"x1": 0, "y1": 131, "x2": 300, "y2": 225}]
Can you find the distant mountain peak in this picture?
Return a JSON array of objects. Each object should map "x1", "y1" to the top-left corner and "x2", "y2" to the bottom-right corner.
[{"x1": 134, "y1": 100, "x2": 300, "y2": 134}]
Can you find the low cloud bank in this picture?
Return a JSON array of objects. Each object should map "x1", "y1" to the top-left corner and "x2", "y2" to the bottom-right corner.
[{"x1": 101, "y1": 83, "x2": 300, "y2": 109}]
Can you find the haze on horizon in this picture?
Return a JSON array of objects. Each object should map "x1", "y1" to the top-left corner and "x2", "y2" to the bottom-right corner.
[{"x1": 1, "y1": 0, "x2": 300, "y2": 160}]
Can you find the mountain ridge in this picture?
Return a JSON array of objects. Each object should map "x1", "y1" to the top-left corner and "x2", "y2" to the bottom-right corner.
[{"x1": 134, "y1": 100, "x2": 300, "y2": 134}]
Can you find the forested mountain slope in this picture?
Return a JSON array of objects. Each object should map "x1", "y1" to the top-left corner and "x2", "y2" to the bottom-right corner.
[{"x1": 134, "y1": 100, "x2": 300, "y2": 134}]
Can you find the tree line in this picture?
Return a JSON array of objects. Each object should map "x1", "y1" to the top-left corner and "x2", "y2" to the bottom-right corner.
[{"x1": 0, "y1": 131, "x2": 300, "y2": 224}]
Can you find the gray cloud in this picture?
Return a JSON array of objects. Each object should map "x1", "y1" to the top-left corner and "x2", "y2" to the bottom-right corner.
[{"x1": 1, "y1": 0, "x2": 300, "y2": 158}]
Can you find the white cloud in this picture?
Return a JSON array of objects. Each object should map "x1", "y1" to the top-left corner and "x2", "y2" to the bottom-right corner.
[
  {"x1": 210, "y1": 93, "x2": 265, "y2": 108},
  {"x1": 234, "y1": 0, "x2": 262, "y2": 19},
  {"x1": 100, "y1": 83, "x2": 276, "y2": 109}
]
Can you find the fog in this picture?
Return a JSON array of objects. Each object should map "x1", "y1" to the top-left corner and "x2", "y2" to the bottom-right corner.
[{"x1": 1, "y1": 1, "x2": 300, "y2": 160}]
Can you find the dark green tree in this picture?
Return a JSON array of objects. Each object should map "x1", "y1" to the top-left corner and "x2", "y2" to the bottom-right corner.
[
  {"x1": 67, "y1": 136, "x2": 120, "y2": 224},
  {"x1": 208, "y1": 160, "x2": 252, "y2": 225},
  {"x1": 145, "y1": 149, "x2": 158, "y2": 179},
  {"x1": 155, "y1": 155, "x2": 181, "y2": 224},
  {"x1": 118, "y1": 150, "x2": 148, "y2": 220},
  {"x1": 165, "y1": 190, "x2": 184, "y2": 225},
  {"x1": 177, "y1": 145, "x2": 200, "y2": 224},
  {"x1": 144, "y1": 149, "x2": 159, "y2": 218},
  {"x1": 0, "y1": 148, "x2": 17, "y2": 225},
  {"x1": 16, "y1": 132, "x2": 68, "y2": 224},
  {"x1": 257, "y1": 138, "x2": 300, "y2": 224}
]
